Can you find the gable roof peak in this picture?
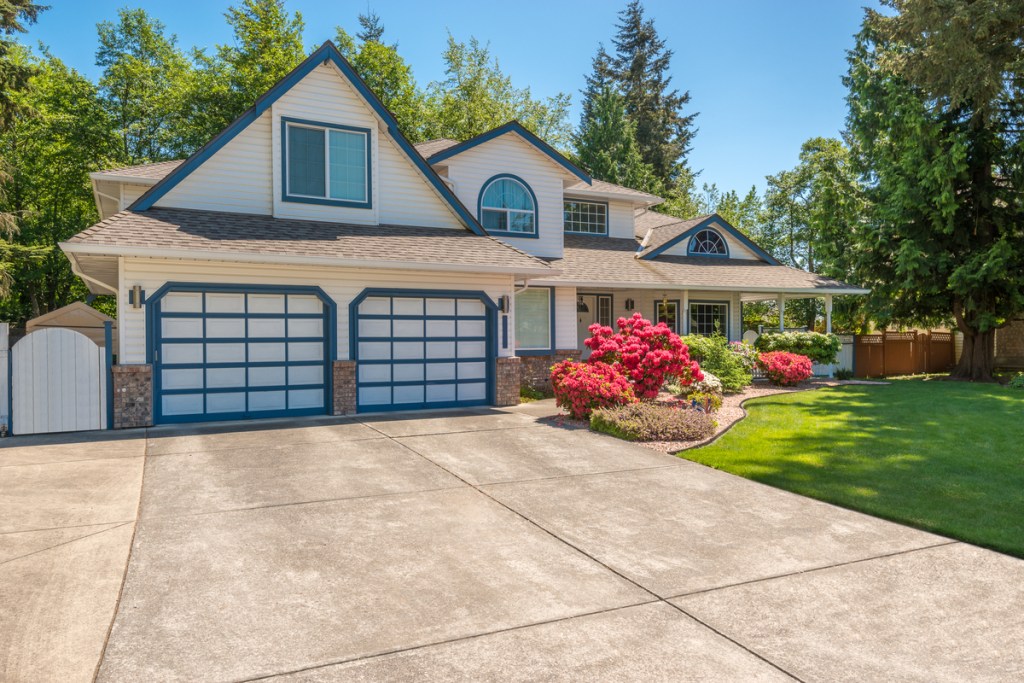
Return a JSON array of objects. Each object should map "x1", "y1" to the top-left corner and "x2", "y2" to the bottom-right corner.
[
  {"x1": 424, "y1": 120, "x2": 591, "y2": 184},
  {"x1": 127, "y1": 40, "x2": 487, "y2": 237}
]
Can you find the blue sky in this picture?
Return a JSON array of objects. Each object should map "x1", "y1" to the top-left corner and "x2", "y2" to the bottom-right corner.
[{"x1": 24, "y1": 1, "x2": 876, "y2": 194}]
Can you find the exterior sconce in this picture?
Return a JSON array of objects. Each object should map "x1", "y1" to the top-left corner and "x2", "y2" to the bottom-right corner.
[
  {"x1": 624, "y1": 298, "x2": 635, "y2": 310},
  {"x1": 130, "y1": 285, "x2": 146, "y2": 309},
  {"x1": 498, "y1": 295, "x2": 510, "y2": 313}
]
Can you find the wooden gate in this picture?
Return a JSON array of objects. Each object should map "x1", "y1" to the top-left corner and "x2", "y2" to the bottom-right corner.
[{"x1": 11, "y1": 328, "x2": 108, "y2": 435}]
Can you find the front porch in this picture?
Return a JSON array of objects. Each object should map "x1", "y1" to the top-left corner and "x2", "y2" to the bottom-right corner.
[{"x1": 515, "y1": 285, "x2": 843, "y2": 392}]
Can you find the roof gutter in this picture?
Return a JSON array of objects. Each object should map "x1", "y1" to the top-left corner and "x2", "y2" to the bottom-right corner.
[
  {"x1": 523, "y1": 278, "x2": 870, "y2": 296},
  {"x1": 59, "y1": 242, "x2": 559, "y2": 278}
]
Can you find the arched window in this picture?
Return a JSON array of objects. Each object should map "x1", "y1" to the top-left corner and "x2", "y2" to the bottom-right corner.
[
  {"x1": 689, "y1": 228, "x2": 728, "y2": 256},
  {"x1": 479, "y1": 176, "x2": 536, "y2": 235}
]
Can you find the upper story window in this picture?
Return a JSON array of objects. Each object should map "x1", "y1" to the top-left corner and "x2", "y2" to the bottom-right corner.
[
  {"x1": 564, "y1": 200, "x2": 607, "y2": 235},
  {"x1": 689, "y1": 228, "x2": 728, "y2": 256},
  {"x1": 479, "y1": 175, "x2": 536, "y2": 236},
  {"x1": 283, "y1": 118, "x2": 371, "y2": 208}
]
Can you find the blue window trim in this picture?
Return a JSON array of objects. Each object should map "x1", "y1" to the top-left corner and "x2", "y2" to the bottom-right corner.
[
  {"x1": 688, "y1": 299, "x2": 731, "y2": 339},
  {"x1": 280, "y1": 117, "x2": 372, "y2": 209},
  {"x1": 349, "y1": 288, "x2": 498, "y2": 412},
  {"x1": 146, "y1": 282, "x2": 337, "y2": 424},
  {"x1": 641, "y1": 214, "x2": 780, "y2": 265},
  {"x1": 514, "y1": 286, "x2": 555, "y2": 356},
  {"x1": 427, "y1": 121, "x2": 591, "y2": 184},
  {"x1": 104, "y1": 321, "x2": 114, "y2": 430},
  {"x1": 477, "y1": 174, "x2": 539, "y2": 239},
  {"x1": 130, "y1": 41, "x2": 488, "y2": 237},
  {"x1": 655, "y1": 299, "x2": 682, "y2": 335},
  {"x1": 563, "y1": 199, "x2": 609, "y2": 236},
  {"x1": 687, "y1": 228, "x2": 729, "y2": 258}
]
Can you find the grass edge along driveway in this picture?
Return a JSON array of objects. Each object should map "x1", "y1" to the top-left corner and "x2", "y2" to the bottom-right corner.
[{"x1": 678, "y1": 380, "x2": 1024, "y2": 558}]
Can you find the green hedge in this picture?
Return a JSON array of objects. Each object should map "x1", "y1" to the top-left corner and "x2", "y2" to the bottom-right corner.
[
  {"x1": 680, "y1": 333, "x2": 752, "y2": 392},
  {"x1": 754, "y1": 331, "x2": 841, "y2": 364}
]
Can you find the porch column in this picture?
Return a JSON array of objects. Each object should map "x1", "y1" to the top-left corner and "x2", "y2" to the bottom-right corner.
[
  {"x1": 825, "y1": 295, "x2": 833, "y2": 334},
  {"x1": 777, "y1": 296, "x2": 786, "y2": 331},
  {"x1": 681, "y1": 290, "x2": 689, "y2": 335}
]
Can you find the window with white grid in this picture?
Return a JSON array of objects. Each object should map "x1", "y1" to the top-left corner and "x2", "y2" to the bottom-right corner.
[{"x1": 563, "y1": 200, "x2": 608, "y2": 235}]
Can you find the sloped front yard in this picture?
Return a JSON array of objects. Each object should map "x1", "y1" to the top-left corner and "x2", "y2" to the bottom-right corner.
[{"x1": 679, "y1": 379, "x2": 1024, "y2": 557}]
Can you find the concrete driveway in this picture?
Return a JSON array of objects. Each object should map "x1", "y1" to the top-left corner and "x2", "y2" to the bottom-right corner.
[{"x1": 2, "y1": 400, "x2": 1022, "y2": 682}]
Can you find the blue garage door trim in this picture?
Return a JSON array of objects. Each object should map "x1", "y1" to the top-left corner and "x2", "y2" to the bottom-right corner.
[
  {"x1": 147, "y1": 283, "x2": 336, "y2": 424},
  {"x1": 350, "y1": 288, "x2": 497, "y2": 413}
]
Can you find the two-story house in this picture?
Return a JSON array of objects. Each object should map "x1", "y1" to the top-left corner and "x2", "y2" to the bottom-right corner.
[{"x1": 63, "y1": 41, "x2": 866, "y2": 427}]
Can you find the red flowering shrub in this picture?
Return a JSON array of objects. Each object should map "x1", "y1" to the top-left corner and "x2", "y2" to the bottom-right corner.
[
  {"x1": 757, "y1": 351, "x2": 813, "y2": 386},
  {"x1": 551, "y1": 360, "x2": 635, "y2": 419},
  {"x1": 584, "y1": 313, "x2": 703, "y2": 399}
]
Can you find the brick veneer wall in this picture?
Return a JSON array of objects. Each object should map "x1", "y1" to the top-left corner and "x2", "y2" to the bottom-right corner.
[
  {"x1": 333, "y1": 360, "x2": 357, "y2": 415},
  {"x1": 495, "y1": 356, "x2": 521, "y2": 406},
  {"x1": 112, "y1": 364, "x2": 152, "y2": 429},
  {"x1": 520, "y1": 350, "x2": 581, "y2": 393}
]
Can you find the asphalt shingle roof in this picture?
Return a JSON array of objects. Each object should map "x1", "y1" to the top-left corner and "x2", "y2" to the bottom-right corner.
[
  {"x1": 633, "y1": 210, "x2": 712, "y2": 252},
  {"x1": 543, "y1": 235, "x2": 863, "y2": 292},
  {"x1": 565, "y1": 179, "x2": 662, "y2": 202},
  {"x1": 67, "y1": 208, "x2": 552, "y2": 273},
  {"x1": 96, "y1": 160, "x2": 184, "y2": 180},
  {"x1": 413, "y1": 139, "x2": 461, "y2": 158}
]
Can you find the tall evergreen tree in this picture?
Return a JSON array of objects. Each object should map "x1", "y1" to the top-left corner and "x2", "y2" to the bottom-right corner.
[
  {"x1": 336, "y1": 13, "x2": 424, "y2": 141},
  {"x1": 573, "y1": 85, "x2": 659, "y2": 192},
  {"x1": 609, "y1": 1, "x2": 697, "y2": 189},
  {"x1": 0, "y1": 0, "x2": 45, "y2": 130},
  {"x1": 845, "y1": 1, "x2": 1024, "y2": 380}
]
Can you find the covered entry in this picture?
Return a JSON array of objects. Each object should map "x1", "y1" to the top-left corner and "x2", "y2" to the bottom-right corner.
[
  {"x1": 352, "y1": 289, "x2": 495, "y2": 412},
  {"x1": 149, "y1": 284, "x2": 334, "y2": 424}
]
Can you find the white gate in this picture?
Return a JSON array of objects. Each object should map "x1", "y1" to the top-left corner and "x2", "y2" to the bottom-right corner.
[{"x1": 11, "y1": 328, "x2": 107, "y2": 435}]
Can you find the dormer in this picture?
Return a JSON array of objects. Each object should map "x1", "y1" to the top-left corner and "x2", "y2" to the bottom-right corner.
[{"x1": 413, "y1": 123, "x2": 662, "y2": 258}]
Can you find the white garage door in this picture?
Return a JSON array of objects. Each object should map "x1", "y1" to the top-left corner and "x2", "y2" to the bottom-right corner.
[
  {"x1": 153, "y1": 287, "x2": 330, "y2": 423},
  {"x1": 354, "y1": 293, "x2": 494, "y2": 412}
]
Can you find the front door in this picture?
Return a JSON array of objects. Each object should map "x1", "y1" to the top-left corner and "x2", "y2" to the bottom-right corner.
[{"x1": 577, "y1": 294, "x2": 612, "y2": 359}]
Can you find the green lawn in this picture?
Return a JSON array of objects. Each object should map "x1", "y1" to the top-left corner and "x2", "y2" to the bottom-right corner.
[{"x1": 680, "y1": 380, "x2": 1024, "y2": 557}]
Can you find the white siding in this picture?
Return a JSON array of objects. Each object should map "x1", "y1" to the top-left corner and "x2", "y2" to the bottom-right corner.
[
  {"x1": 158, "y1": 111, "x2": 273, "y2": 215},
  {"x1": 270, "y1": 63, "x2": 460, "y2": 229},
  {"x1": 553, "y1": 287, "x2": 577, "y2": 349},
  {"x1": 443, "y1": 133, "x2": 567, "y2": 259},
  {"x1": 554, "y1": 287, "x2": 744, "y2": 351},
  {"x1": 607, "y1": 200, "x2": 637, "y2": 239},
  {"x1": 119, "y1": 258, "x2": 514, "y2": 364},
  {"x1": 659, "y1": 219, "x2": 762, "y2": 261},
  {"x1": 121, "y1": 183, "x2": 151, "y2": 207}
]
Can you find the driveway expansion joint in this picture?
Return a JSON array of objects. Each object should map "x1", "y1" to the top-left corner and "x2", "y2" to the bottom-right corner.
[{"x1": 666, "y1": 539, "x2": 963, "y2": 601}]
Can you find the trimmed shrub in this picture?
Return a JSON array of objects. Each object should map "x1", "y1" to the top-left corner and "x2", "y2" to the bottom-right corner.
[
  {"x1": 684, "y1": 370, "x2": 723, "y2": 398},
  {"x1": 586, "y1": 313, "x2": 702, "y2": 399},
  {"x1": 728, "y1": 340, "x2": 760, "y2": 372},
  {"x1": 680, "y1": 333, "x2": 752, "y2": 392},
  {"x1": 754, "y1": 331, "x2": 841, "y2": 365},
  {"x1": 758, "y1": 351, "x2": 813, "y2": 386},
  {"x1": 551, "y1": 360, "x2": 635, "y2": 420},
  {"x1": 835, "y1": 368, "x2": 855, "y2": 381},
  {"x1": 591, "y1": 402, "x2": 716, "y2": 442}
]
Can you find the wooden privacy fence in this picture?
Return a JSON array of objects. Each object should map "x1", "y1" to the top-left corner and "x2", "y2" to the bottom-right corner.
[{"x1": 854, "y1": 331, "x2": 955, "y2": 377}]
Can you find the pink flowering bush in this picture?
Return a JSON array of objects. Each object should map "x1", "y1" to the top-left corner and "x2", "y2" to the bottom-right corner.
[
  {"x1": 550, "y1": 360, "x2": 636, "y2": 420},
  {"x1": 757, "y1": 351, "x2": 813, "y2": 386},
  {"x1": 584, "y1": 313, "x2": 703, "y2": 399}
]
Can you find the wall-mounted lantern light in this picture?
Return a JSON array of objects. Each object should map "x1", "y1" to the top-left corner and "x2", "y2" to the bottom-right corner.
[{"x1": 624, "y1": 298, "x2": 635, "y2": 311}]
